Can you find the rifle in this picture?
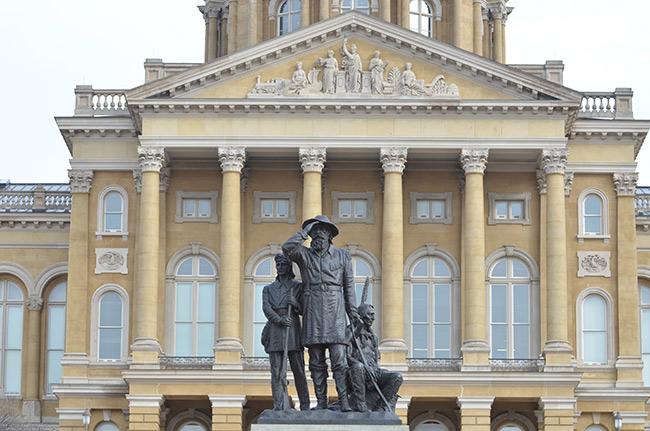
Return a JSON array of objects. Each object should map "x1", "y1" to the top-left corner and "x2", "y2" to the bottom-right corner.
[
  {"x1": 349, "y1": 277, "x2": 392, "y2": 412},
  {"x1": 280, "y1": 283, "x2": 294, "y2": 410}
]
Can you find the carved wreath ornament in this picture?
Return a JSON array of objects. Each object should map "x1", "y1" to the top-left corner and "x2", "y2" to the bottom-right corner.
[
  {"x1": 248, "y1": 40, "x2": 459, "y2": 99},
  {"x1": 99, "y1": 251, "x2": 125, "y2": 271},
  {"x1": 580, "y1": 254, "x2": 608, "y2": 273}
]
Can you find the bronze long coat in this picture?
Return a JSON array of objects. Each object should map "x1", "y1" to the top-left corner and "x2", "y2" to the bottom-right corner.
[
  {"x1": 283, "y1": 230, "x2": 357, "y2": 346},
  {"x1": 261, "y1": 278, "x2": 303, "y2": 353}
]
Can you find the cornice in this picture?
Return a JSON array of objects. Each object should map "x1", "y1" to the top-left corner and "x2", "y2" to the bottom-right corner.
[
  {"x1": 56, "y1": 116, "x2": 137, "y2": 153},
  {"x1": 566, "y1": 161, "x2": 637, "y2": 174},
  {"x1": 569, "y1": 119, "x2": 649, "y2": 158},
  {"x1": 70, "y1": 158, "x2": 140, "y2": 171}
]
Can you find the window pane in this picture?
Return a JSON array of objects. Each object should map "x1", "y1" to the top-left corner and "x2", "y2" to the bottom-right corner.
[
  {"x1": 355, "y1": 283, "x2": 371, "y2": 306},
  {"x1": 198, "y1": 283, "x2": 214, "y2": 321},
  {"x1": 5, "y1": 350, "x2": 21, "y2": 393},
  {"x1": 510, "y1": 201, "x2": 523, "y2": 219},
  {"x1": 644, "y1": 353, "x2": 650, "y2": 386},
  {"x1": 412, "y1": 324, "x2": 428, "y2": 350},
  {"x1": 99, "y1": 293, "x2": 122, "y2": 326},
  {"x1": 642, "y1": 286, "x2": 650, "y2": 304},
  {"x1": 277, "y1": 200, "x2": 289, "y2": 217},
  {"x1": 417, "y1": 201, "x2": 429, "y2": 218},
  {"x1": 585, "y1": 216, "x2": 601, "y2": 234},
  {"x1": 434, "y1": 324, "x2": 450, "y2": 350},
  {"x1": 262, "y1": 200, "x2": 273, "y2": 216},
  {"x1": 197, "y1": 323, "x2": 214, "y2": 356},
  {"x1": 340, "y1": 200, "x2": 351, "y2": 218},
  {"x1": 432, "y1": 201, "x2": 444, "y2": 218},
  {"x1": 255, "y1": 257, "x2": 272, "y2": 276},
  {"x1": 279, "y1": 16, "x2": 288, "y2": 35},
  {"x1": 513, "y1": 324, "x2": 530, "y2": 358},
  {"x1": 48, "y1": 305, "x2": 66, "y2": 349},
  {"x1": 583, "y1": 331, "x2": 607, "y2": 363},
  {"x1": 491, "y1": 285, "x2": 506, "y2": 323},
  {"x1": 175, "y1": 323, "x2": 192, "y2": 356},
  {"x1": 255, "y1": 283, "x2": 266, "y2": 321},
  {"x1": 7, "y1": 282, "x2": 23, "y2": 300},
  {"x1": 513, "y1": 284, "x2": 529, "y2": 323},
  {"x1": 99, "y1": 328, "x2": 121, "y2": 360},
  {"x1": 105, "y1": 193, "x2": 122, "y2": 212},
  {"x1": 491, "y1": 260, "x2": 506, "y2": 277},
  {"x1": 512, "y1": 260, "x2": 529, "y2": 277},
  {"x1": 496, "y1": 201, "x2": 508, "y2": 218},
  {"x1": 7, "y1": 305, "x2": 23, "y2": 349},
  {"x1": 184, "y1": 199, "x2": 195, "y2": 216},
  {"x1": 583, "y1": 296, "x2": 606, "y2": 330},
  {"x1": 291, "y1": 13, "x2": 300, "y2": 31},
  {"x1": 412, "y1": 284, "x2": 428, "y2": 323},
  {"x1": 47, "y1": 350, "x2": 64, "y2": 393},
  {"x1": 176, "y1": 283, "x2": 192, "y2": 321},
  {"x1": 491, "y1": 324, "x2": 507, "y2": 358},
  {"x1": 198, "y1": 258, "x2": 215, "y2": 276},
  {"x1": 97, "y1": 423, "x2": 120, "y2": 431},
  {"x1": 412, "y1": 259, "x2": 428, "y2": 277},
  {"x1": 357, "y1": 0, "x2": 369, "y2": 8},
  {"x1": 355, "y1": 259, "x2": 371, "y2": 277},
  {"x1": 434, "y1": 284, "x2": 450, "y2": 323},
  {"x1": 433, "y1": 259, "x2": 450, "y2": 277},
  {"x1": 198, "y1": 200, "x2": 210, "y2": 217},
  {"x1": 291, "y1": 0, "x2": 301, "y2": 11},
  {"x1": 50, "y1": 283, "x2": 66, "y2": 301},
  {"x1": 585, "y1": 195, "x2": 601, "y2": 215},
  {"x1": 279, "y1": 0, "x2": 288, "y2": 13},
  {"x1": 410, "y1": 0, "x2": 418, "y2": 12},
  {"x1": 105, "y1": 213, "x2": 122, "y2": 231},
  {"x1": 420, "y1": 16, "x2": 429, "y2": 36},
  {"x1": 177, "y1": 258, "x2": 193, "y2": 276},
  {"x1": 354, "y1": 201, "x2": 367, "y2": 218},
  {"x1": 643, "y1": 309, "x2": 650, "y2": 352}
]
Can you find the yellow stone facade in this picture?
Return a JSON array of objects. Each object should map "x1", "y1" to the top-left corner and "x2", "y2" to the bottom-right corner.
[{"x1": 1, "y1": 2, "x2": 650, "y2": 431}]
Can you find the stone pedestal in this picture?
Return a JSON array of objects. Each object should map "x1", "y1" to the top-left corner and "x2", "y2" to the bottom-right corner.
[
  {"x1": 252, "y1": 409, "x2": 408, "y2": 430},
  {"x1": 253, "y1": 426, "x2": 409, "y2": 431}
]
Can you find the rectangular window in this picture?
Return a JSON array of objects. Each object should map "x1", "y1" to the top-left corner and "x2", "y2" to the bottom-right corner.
[
  {"x1": 488, "y1": 192, "x2": 531, "y2": 225},
  {"x1": 175, "y1": 191, "x2": 218, "y2": 223},
  {"x1": 183, "y1": 199, "x2": 211, "y2": 218},
  {"x1": 331, "y1": 191, "x2": 375, "y2": 224},
  {"x1": 416, "y1": 200, "x2": 446, "y2": 220},
  {"x1": 495, "y1": 200, "x2": 523, "y2": 220},
  {"x1": 261, "y1": 199, "x2": 290, "y2": 219},
  {"x1": 339, "y1": 199, "x2": 367, "y2": 219},
  {"x1": 409, "y1": 192, "x2": 453, "y2": 224},
  {"x1": 253, "y1": 191, "x2": 296, "y2": 223}
]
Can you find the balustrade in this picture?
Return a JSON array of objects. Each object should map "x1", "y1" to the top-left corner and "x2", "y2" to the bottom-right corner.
[
  {"x1": 159, "y1": 356, "x2": 214, "y2": 369},
  {"x1": 579, "y1": 88, "x2": 633, "y2": 119},
  {"x1": 0, "y1": 185, "x2": 71, "y2": 213},
  {"x1": 74, "y1": 85, "x2": 129, "y2": 116}
]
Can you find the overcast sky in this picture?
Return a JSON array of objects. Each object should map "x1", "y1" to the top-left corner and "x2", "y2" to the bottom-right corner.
[{"x1": 1, "y1": 0, "x2": 648, "y2": 184}]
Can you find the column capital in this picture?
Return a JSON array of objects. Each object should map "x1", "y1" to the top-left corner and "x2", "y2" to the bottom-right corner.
[
  {"x1": 132, "y1": 170, "x2": 142, "y2": 193},
  {"x1": 460, "y1": 148, "x2": 488, "y2": 174},
  {"x1": 380, "y1": 147, "x2": 408, "y2": 173},
  {"x1": 208, "y1": 395, "x2": 247, "y2": 409},
  {"x1": 68, "y1": 170, "x2": 94, "y2": 193},
  {"x1": 205, "y1": 0, "x2": 223, "y2": 18},
  {"x1": 457, "y1": 396, "x2": 495, "y2": 410},
  {"x1": 613, "y1": 172, "x2": 638, "y2": 196},
  {"x1": 159, "y1": 167, "x2": 171, "y2": 192},
  {"x1": 488, "y1": 1, "x2": 507, "y2": 20},
  {"x1": 27, "y1": 296, "x2": 43, "y2": 311},
  {"x1": 126, "y1": 394, "x2": 165, "y2": 409},
  {"x1": 539, "y1": 149, "x2": 569, "y2": 174},
  {"x1": 299, "y1": 147, "x2": 326, "y2": 173},
  {"x1": 536, "y1": 169, "x2": 547, "y2": 194},
  {"x1": 564, "y1": 172, "x2": 574, "y2": 196},
  {"x1": 138, "y1": 146, "x2": 166, "y2": 172},
  {"x1": 218, "y1": 146, "x2": 246, "y2": 172},
  {"x1": 538, "y1": 397, "x2": 576, "y2": 411}
]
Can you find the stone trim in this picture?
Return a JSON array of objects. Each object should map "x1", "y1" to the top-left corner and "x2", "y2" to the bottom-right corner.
[
  {"x1": 174, "y1": 191, "x2": 219, "y2": 224},
  {"x1": 457, "y1": 396, "x2": 494, "y2": 410},
  {"x1": 539, "y1": 149, "x2": 569, "y2": 174},
  {"x1": 331, "y1": 191, "x2": 375, "y2": 224},
  {"x1": 613, "y1": 172, "x2": 638, "y2": 196},
  {"x1": 459, "y1": 149, "x2": 488, "y2": 174},
  {"x1": 27, "y1": 296, "x2": 44, "y2": 311},
  {"x1": 208, "y1": 395, "x2": 247, "y2": 408},
  {"x1": 380, "y1": 147, "x2": 407, "y2": 173},
  {"x1": 299, "y1": 147, "x2": 326, "y2": 173},
  {"x1": 487, "y1": 192, "x2": 531, "y2": 225},
  {"x1": 138, "y1": 146, "x2": 166, "y2": 173},
  {"x1": 218, "y1": 146, "x2": 246, "y2": 172},
  {"x1": 68, "y1": 170, "x2": 94, "y2": 193},
  {"x1": 252, "y1": 191, "x2": 297, "y2": 224},
  {"x1": 409, "y1": 192, "x2": 453, "y2": 224}
]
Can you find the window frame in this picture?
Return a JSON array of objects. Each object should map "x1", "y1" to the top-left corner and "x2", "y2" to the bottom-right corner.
[
  {"x1": 276, "y1": 0, "x2": 301, "y2": 36},
  {"x1": 175, "y1": 191, "x2": 218, "y2": 224},
  {"x1": 640, "y1": 281, "x2": 650, "y2": 386},
  {"x1": 409, "y1": 192, "x2": 453, "y2": 224},
  {"x1": 331, "y1": 191, "x2": 375, "y2": 224},
  {"x1": 0, "y1": 279, "x2": 25, "y2": 395},
  {"x1": 90, "y1": 284, "x2": 130, "y2": 364},
  {"x1": 45, "y1": 282, "x2": 66, "y2": 395},
  {"x1": 487, "y1": 192, "x2": 531, "y2": 225},
  {"x1": 340, "y1": 0, "x2": 371, "y2": 14},
  {"x1": 577, "y1": 188, "x2": 610, "y2": 243},
  {"x1": 576, "y1": 288, "x2": 615, "y2": 367},
  {"x1": 96, "y1": 185, "x2": 129, "y2": 240},
  {"x1": 409, "y1": 0, "x2": 434, "y2": 37},
  {"x1": 253, "y1": 191, "x2": 297, "y2": 224}
]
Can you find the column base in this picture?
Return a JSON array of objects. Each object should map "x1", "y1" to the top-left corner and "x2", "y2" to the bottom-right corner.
[
  {"x1": 378, "y1": 338, "x2": 408, "y2": 365},
  {"x1": 22, "y1": 400, "x2": 41, "y2": 422},
  {"x1": 615, "y1": 356, "x2": 644, "y2": 387},
  {"x1": 131, "y1": 337, "x2": 162, "y2": 365},
  {"x1": 214, "y1": 337, "x2": 244, "y2": 364},
  {"x1": 461, "y1": 339, "x2": 490, "y2": 370},
  {"x1": 543, "y1": 340, "x2": 574, "y2": 371}
]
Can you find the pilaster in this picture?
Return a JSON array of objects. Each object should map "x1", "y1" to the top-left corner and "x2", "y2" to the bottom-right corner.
[
  {"x1": 538, "y1": 398, "x2": 576, "y2": 431},
  {"x1": 459, "y1": 149, "x2": 490, "y2": 367},
  {"x1": 24, "y1": 296, "x2": 43, "y2": 421},
  {"x1": 126, "y1": 394, "x2": 165, "y2": 431},
  {"x1": 215, "y1": 147, "x2": 246, "y2": 363},
  {"x1": 132, "y1": 146, "x2": 165, "y2": 364},
  {"x1": 458, "y1": 397, "x2": 494, "y2": 431},
  {"x1": 209, "y1": 395, "x2": 247, "y2": 431},
  {"x1": 378, "y1": 148, "x2": 408, "y2": 364},
  {"x1": 613, "y1": 172, "x2": 644, "y2": 386},
  {"x1": 539, "y1": 149, "x2": 573, "y2": 369},
  {"x1": 299, "y1": 147, "x2": 326, "y2": 220}
]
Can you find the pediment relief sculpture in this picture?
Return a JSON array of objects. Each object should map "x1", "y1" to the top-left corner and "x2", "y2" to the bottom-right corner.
[{"x1": 248, "y1": 40, "x2": 459, "y2": 99}]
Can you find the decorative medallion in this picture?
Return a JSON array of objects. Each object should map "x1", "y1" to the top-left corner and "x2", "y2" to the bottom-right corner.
[
  {"x1": 577, "y1": 251, "x2": 611, "y2": 277},
  {"x1": 95, "y1": 248, "x2": 129, "y2": 274}
]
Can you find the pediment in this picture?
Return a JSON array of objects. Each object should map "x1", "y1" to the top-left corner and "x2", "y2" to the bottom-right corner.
[{"x1": 126, "y1": 12, "x2": 582, "y2": 106}]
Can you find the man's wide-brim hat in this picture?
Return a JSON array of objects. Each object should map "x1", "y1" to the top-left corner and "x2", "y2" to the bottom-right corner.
[{"x1": 302, "y1": 214, "x2": 339, "y2": 238}]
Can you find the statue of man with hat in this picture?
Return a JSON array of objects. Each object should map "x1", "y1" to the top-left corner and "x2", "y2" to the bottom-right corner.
[{"x1": 282, "y1": 215, "x2": 361, "y2": 411}]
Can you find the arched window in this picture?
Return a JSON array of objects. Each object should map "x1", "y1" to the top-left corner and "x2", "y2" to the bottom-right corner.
[
  {"x1": 640, "y1": 284, "x2": 650, "y2": 385},
  {"x1": 253, "y1": 256, "x2": 275, "y2": 357},
  {"x1": 409, "y1": 0, "x2": 433, "y2": 37},
  {"x1": 95, "y1": 422, "x2": 120, "y2": 431},
  {"x1": 174, "y1": 256, "x2": 217, "y2": 356},
  {"x1": 0, "y1": 280, "x2": 24, "y2": 394},
  {"x1": 488, "y1": 257, "x2": 533, "y2": 359},
  {"x1": 97, "y1": 186, "x2": 129, "y2": 239},
  {"x1": 412, "y1": 412, "x2": 456, "y2": 431},
  {"x1": 46, "y1": 282, "x2": 66, "y2": 394},
  {"x1": 576, "y1": 288, "x2": 614, "y2": 366},
  {"x1": 179, "y1": 423, "x2": 208, "y2": 431},
  {"x1": 410, "y1": 256, "x2": 453, "y2": 358},
  {"x1": 577, "y1": 189, "x2": 609, "y2": 241},
  {"x1": 340, "y1": 0, "x2": 370, "y2": 14},
  {"x1": 277, "y1": 0, "x2": 301, "y2": 35},
  {"x1": 90, "y1": 285, "x2": 129, "y2": 362},
  {"x1": 586, "y1": 426, "x2": 608, "y2": 431}
]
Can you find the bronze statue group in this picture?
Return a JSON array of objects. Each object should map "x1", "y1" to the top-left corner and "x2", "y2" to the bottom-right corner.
[{"x1": 261, "y1": 215, "x2": 402, "y2": 413}]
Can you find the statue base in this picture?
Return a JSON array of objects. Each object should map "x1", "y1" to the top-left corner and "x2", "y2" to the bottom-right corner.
[{"x1": 252, "y1": 409, "x2": 408, "y2": 430}]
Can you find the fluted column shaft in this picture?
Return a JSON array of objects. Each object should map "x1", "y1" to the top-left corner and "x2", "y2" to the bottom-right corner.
[
  {"x1": 25, "y1": 298, "x2": 43, "y2": 400},
  {"x1": 299, "y1": 148, "x2": 326, "y2": 219},
  {"x1": 379, "y1": 148, "x2": 408, "y2": 363},
  {"x1": 460, "y1": 149, "x2": 489, "y2": 366},
  {"x1": 133, "y1": 147, "x2": 165, "y2": 363},
  {"x1": 64, "y1": 170, "x2": 93, "y2": 365},
  {"x1": 215, "y1": 147, "x2": 246, "y2": 363}
]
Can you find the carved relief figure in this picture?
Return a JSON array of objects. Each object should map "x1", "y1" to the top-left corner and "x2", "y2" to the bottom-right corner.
[
  {"x1": 401, "y1": 62, "x2": 431, "y2": 96},
  {"x1": 317, "y1": 50, "x2": 338, "y2": 94},
  {"x1": 278, "y1": 62, "x2": 309, "y2": 95},
  {"x1": 368, "y1": 51, "x2": 388, "y2": 95},
  {"x1": 341, "y1": 38, "x2": 362, "y2": 93}
]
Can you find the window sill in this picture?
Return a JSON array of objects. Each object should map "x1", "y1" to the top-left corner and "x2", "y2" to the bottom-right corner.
[
  {"x1": 487, "y1": 218, "x2": 531, "y2": 226},
  {"x1": 89, "y1": 360, "x2": 128, "y2": 368},
  {"x1": 96, "y1": 232, "x2": 128, "y2": 241},
  {"x1": 253, "y1": 216, "x2": 297, "y2": 224},
  {"x1": 331, "y1": 217, "x2": 375, "y2": 224},
  {"x1": 577, "y1": 234, "x2": 610, "y2": 244},
  {"x1": 174, "y1": 218, "x2": 218, "y2": 224}
]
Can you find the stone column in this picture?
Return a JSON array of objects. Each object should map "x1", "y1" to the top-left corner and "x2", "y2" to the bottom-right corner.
[
  {"x1": 23, "y1": 297, "x2": 44, "y2": 421},
  {"x1": 214, "y1": 147, "x2": 246, "y2": 363},
  {"x1": 613, "y1": 172, "x2": 644, "y2": 386},
  {"x1": 459, "y1": 149, "x2": 490, "y2": 367},
  {"x1": 132, "y1": 146, "x2": 165, "y2": 364},
  {"x1": 452, "y1": 0, "x2": 462, "y2": 46},
  {"x1": 207, "y1": 2, "x2": 219, "y2": 61},
  {"x1": 158, "y1": 169, "x2": 171, "y2": 343},
  {"x1": 540, "y1": 149, "x2": 573, "y2": 368},
  {"x1": 209, "y1": 395, "x2": 247, "y2": 431},
  {"x1": 228, "y1": 0, "x2": 238, "y2": 54},
  {"x1": 63, "y1": 170, "x2": 93, "y2": 371},
  {"x1": 299, "y1": 148, "x2": 326, "y2": 220},
  {"x1": 400, "y1": 0, "x2": 409, "y2": 28},
  {"x1": 320, "y1": 0, "x2": 329, "y2": 22},
  {"x1": 489, "y1": 3, "x2": 505, "y2": 62},
  {"x1": 458, "y1": 397, "x2": 494, "y2": 431},
  {"x1": 126, "y1": 394, "x2": 165, "y2": 431},
  {"x1": 472, "y1": 0, "x2": 482, "y2": 55},
  {"x1": 536, "y1": 170, "x2": 548, "y2": 346},
  {"x1": 482, "y1": 9, "x2": 490, "y2": 59},
  {"x1": 379, "y1": 148, "x2": 408, "y2": 364},
  {"x1": 539, "y1": 398, "x2": 576, "y2": 431},
  {"x1": 301, "y1": 0, "x2": 310, "y2": 27},
  {"x1": 380, "y1": 0, "x2": 390, "y2": 22},
  {"x1": 395, "y1": 396, "x2": 411, "y2": 426}
]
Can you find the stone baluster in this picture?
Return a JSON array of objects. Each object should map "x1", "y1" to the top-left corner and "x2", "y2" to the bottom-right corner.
[{"x1": 299, "y1": 148, "x2": 326, "y2": 220}]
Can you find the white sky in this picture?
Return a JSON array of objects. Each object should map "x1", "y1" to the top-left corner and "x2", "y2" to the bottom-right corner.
[{"x1": 1, "y1": 0, "x2": 649, "y2": 184}]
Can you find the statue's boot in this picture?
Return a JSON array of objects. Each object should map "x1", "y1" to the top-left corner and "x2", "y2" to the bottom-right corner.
[
  {"x1": 348, "y1": 366, "x2": 368, "y2": 412},
  {"x1": 333, "y1": 369, "x2": 352, "y2": 412},
  {"x1": 311, "y1": 368, "x2": 329, "y2": 409},
  {"x1": 296, "y1": 374, "x2": 311, "y2": 411}
]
